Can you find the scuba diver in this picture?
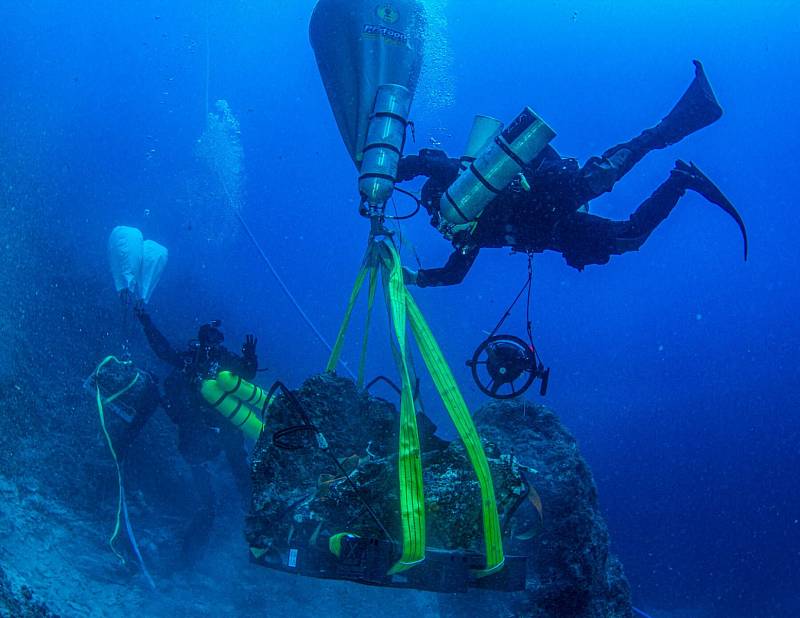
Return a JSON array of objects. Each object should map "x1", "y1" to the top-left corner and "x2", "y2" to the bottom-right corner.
[
  {"x1": 398, "y1": 61, "x2": 748, "y2": 287},
  {"x1": 121, "y1": 307, "x2": 259, "y2": 565}
]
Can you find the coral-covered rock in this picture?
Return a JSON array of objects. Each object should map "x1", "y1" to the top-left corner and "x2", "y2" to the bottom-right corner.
[{"x1": 246, "y1": 373, "x2": 527, "y2": 556}]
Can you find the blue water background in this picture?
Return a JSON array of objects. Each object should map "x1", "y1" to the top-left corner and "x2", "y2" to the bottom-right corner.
[{"x1": 2, "y1": 1, "x2": 799, "y2": 615}]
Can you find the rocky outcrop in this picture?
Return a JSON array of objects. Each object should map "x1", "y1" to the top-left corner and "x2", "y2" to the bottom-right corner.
[
  {"x1": 0, "y1": 563, "x2": 57, "y2": 618},
  {"x1": 473, "y1": 399, "x2": 632, "y2": 618}
]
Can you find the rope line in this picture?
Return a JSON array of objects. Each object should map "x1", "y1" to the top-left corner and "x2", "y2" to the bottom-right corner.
[{"x1": 235, "y1": 211, "x2": 355, "y2": 380}]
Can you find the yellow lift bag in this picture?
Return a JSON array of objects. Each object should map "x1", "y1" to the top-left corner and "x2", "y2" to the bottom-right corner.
[{"x1": 201, "y1": 371, "x2": 267, "y2": 441}]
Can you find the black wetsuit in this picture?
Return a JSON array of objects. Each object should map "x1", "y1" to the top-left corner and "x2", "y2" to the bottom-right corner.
[
  {"x1": 397, "y1": 60, "x2": 745, "y2": 287},
  {"x1": 398, "y1": 142, "x2": 698, "y2": 286},
  {"x1": 136, "y1": 312, "x2": 258, "y2": 563}
]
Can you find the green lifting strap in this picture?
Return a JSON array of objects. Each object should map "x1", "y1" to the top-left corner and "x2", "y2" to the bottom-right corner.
[
  {"x1": 357, "y1": 266, "x2": 379, "y2": 388},
  {"x1": 325, "y1": 253, "x2": 370, "y2": 376},
  {"x1": 406, "y1": 291, "x2": 505, "y2": 576},
  {"x1": 94, "y1": 356, "x2": 141, "y2": 563},
  {"x1": 326, "y1": 236, "x2": 505, "y2": 576},
  {"x1": 381, "y1": 242, "x2": 426, "y2": 573}
]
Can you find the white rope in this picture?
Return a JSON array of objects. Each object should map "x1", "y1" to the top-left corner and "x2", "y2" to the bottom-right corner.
[{"x1": 235, "y1": 211, "x2": 355, "y2": 380}]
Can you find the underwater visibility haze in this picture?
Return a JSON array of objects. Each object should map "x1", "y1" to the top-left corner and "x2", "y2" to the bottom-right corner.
[{"x1": 1, "y1": 1, "x2": 798, "y2": 617}]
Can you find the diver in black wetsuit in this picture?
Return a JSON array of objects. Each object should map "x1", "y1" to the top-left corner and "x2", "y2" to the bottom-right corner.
[
  {"x1": 398, "y1": 61, "x2": 748, "y2": 287},
  {"x1": 123, "y1": 308, "x2": 259, "y2": 564}
]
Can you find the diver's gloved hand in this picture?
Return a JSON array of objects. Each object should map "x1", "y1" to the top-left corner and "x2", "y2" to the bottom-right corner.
[
  {"x1": 242, "y1": 335, "x2": 258, "y2": 360},
  {"x1": 397, "y1": 155, "x2": 424, "y2": 182},
  {"x1": 402, "y1": 267, "x2": 419, "y2": 286},
  {"x1": 397, "y1": 148, "x2": 454, "y2": 182}
]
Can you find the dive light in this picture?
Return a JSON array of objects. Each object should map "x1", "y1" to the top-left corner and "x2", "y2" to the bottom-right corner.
[{"x1": 442, "y1": 107, "x2": 556, "y2": 226}]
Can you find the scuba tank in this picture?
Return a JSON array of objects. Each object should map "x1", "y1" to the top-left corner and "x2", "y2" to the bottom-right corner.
[
  {"x1": 358, "y1": 84, "x2": 413, "y2": 212},
  {"x1": 441, "y1": 108, "x2": 556, "y2": 227},
  {"x1": 459, "y1": 115, "x2": 504, "y2": 173},
  {"x1": 200, "y1": 371, "x2": 267, "y2": 441}
]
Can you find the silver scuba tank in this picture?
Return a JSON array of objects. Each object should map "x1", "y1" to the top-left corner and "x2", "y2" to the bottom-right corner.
[
  {"x1": 441, "y1": 107, "x2": 556, "y2": 225},
  {"x1": 459, "y1": 115, "x2": 504, "y2": 173},
  {"x1": 358, "y1": 84, "x2": 413, "y2": 211}
]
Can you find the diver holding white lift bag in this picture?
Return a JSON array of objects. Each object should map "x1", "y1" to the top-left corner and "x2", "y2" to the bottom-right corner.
[{"x1": 104, "y1": 224, "x2": 262, "y2": 568}]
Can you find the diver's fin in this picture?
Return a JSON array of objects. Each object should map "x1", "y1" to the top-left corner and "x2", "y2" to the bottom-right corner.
[
  {"x1": 657, "y1": 60, "x2": 723, "y2": 146},
  {"x1": 599, "y1": 61, "x2": 725, "y2": 178},
  {"x1": 675, "y1": 160, "x2": 748, "y2": 260}
]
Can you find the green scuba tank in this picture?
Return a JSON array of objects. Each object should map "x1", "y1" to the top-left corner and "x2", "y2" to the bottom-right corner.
[{"x1": 309, "y1": 0, "x2": 426, "y2": 170}]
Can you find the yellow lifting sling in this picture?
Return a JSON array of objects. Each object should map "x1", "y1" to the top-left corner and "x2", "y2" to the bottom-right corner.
[{"x1": 326, "y1": 235, "x2": 504, "y2": 577}]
